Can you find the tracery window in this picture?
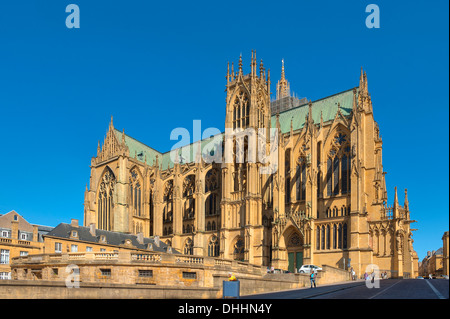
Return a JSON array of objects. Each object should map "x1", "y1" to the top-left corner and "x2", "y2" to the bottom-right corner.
[
  {"x1": 205, "y1": 169, "x2": 220, "y2": 217},
  {"x1": 316, "y1": 226, "x2": 321, "y2": 250},
  {"x1": 326, "y1": 225, "x2": 331, "y2": 249},
  {"x1": 184, "y1": 238, "x2": 194, "y2": 255},
  {"x1": 183, "y1": 175, "x2": 195, "y2": 220},
  {"x1": 287, "y1": 233, "x2": 303, "y2": 247},
  {"x1": 205, "y1": 169, "x2": 219, "y2": 193},
  {"x1": 208, "y1": 235, "x2": 220, "y2": 257},
  {"x1": 295, "y1": 156, "x2": 307, "y2": 201},
  {"x1": 163, "y1": 180, "x2": 174, "y2": 234},
  {"x1": 333, "y1": 224, "x2": 337, "y2": 249},
  {"x1": 326, "y1": 131, "x2": 351, "y2": 197},
  {"x1": 321, "y1": 226, "x2": 325, "y2": 250},
  {"x1": 285, "y1": 149, "x2": 291, "y2": 204},
  {"x1": 343, "y1": 223, "x2": 348, "y2": 249},
  {"x1": 129, "y1": 168, "x2": 142, "y2": 217},
  {"x1": 98, "y1": 168, "x2": 115, "y2": 231},
  {"x1": 232, "y1": 91, "x2": 249, "y2": 129},
  {"x1": 233, "y1": 237, "x2": 245, "y2": 261},
  {"x1": 263, "y1": 175, "x2": 274, "y2": 209}
]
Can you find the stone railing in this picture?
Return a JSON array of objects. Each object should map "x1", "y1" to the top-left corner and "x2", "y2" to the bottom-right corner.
[
  {"x1": 0, "y1": 238, "x2": 12, "y2": 244},
  {"x1": 11, "y1": 251, "x2": 265, "y2": 276},
  {"x1": 131, "y1": 253, "x2": 161, "y2": 262}
]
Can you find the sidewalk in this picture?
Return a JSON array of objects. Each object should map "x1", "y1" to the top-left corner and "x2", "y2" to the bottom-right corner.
[{"x1": 241, "y1": 279, "x2": 366, "y2": 299}]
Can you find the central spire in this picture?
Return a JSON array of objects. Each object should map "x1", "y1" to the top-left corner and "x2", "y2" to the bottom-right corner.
[{"x1": 276, "y1": 59, "x2": 290, "y2": 99}]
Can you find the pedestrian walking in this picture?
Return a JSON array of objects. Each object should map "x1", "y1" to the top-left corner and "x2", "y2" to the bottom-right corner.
[
  {"x1": 310, "y1": 271, "x2": 317, "y2": 288},
  {"x1": 351, "y1": 269, "x2": 356, "y2": 281}
]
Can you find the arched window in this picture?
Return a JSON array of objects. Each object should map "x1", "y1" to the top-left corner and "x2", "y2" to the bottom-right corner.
[
  {"x1": 338, "y1": 224, "x2": 343, "y2": 249},
  {"x1": 326, "y1": 131, "x2": 350, "y2": 197},
  {"x1": 341, "y1": 154, "x2": 349, "y2": 194},
  {"x1": 205, "y1": 194, "x2": 217, "y2": 216},
  {"x1": 98, "y1": 168, "x2": 115, "y2": 231},
  {"x1": 285, "y1": 149, "x2": 291, "y2": 204},
  {"x1": 263, "y1": 175, "x2": 273, "y2": 208},
  {"x1": 317, "y1": 171, "x2": 322, "y2": 198},
  {"x1": 343, "y1": 223, "x2": 348, "y2": 249},
  {"x1": 333, "y1": 224, "x2": 337, "y2": 249},
  {"x1": 208, "y1": 235, "x2": 220, "y2": 257},
  {"x1": 333, "y1": 157, "x2": 339, "y2": 195},
  {"x1": 326, "y1": 158, "x2": 332, "y2": 196},
  {"x1": 326, "y1": 225, "x2": 331, "y2": 249},
  {"x1": 149, "y1": 189, "x2": 154, "y2": 236},
  {"x1": 321, "y1": 226, "x2": 325, "y2": 250},
  {"x1": 233, "y1": 237, "x2": 245, "y2": 261},
  {"x1": 205, "y1": 169, "x2": 219, "y2": 193},
  {"x1": 183, "y1": 175, "x2": 195, "y2": 222},
  {"x1": 232, "y1": 91, "x2": 249, "y2": 129},
  {"x1": 316, "y1": 226, "x2": 321, "y2": 250},
  {"x1": 295, "y1": 156, "x2": 307, "y2": 201},
  {"x1": 163, "y1": 180, "x2": 174, "y2": 233},
  {"x1": 129, "y1": 168, "x2": 142, "y2": 217},
  {"x1": 184, "y1": 238, "x2": 194, "y2": 255}
]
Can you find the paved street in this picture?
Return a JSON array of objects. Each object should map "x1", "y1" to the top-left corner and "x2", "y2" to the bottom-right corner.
[{"x1": 242, "y1": 279, "x2": 449, "y2": 299}]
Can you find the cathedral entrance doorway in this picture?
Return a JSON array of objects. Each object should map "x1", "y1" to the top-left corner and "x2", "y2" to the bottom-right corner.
[{"x1": 286, "y1": 230, "x2": 304, "y2": 273}]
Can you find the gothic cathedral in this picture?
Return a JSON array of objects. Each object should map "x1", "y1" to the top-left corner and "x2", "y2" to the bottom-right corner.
[{"x1": 83, "y1": 52, "x2": 419, "y2": 278}]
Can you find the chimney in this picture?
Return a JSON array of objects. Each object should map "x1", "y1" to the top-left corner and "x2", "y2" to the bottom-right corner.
[
  {"x1": 11, "y1": 219, "x2": 19, "y2": 240},
  {"x1": 71, "y1": 219, "x2": 79, "y2": 228},
  {"x1": 32, "y1": 225, "x2": 39, "y2": 242},
  {"x1": 154, "y1": 235, "x2": 160, "y2": 247},
  {"x1": 89, "y1": 223, "x2": 96, "y2": 236},
  {"x1": 136, "y1": 232, "x2": 144, "y2": 245}
]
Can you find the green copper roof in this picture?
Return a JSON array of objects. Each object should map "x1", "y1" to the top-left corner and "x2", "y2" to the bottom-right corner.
[
  {"x1": 160, "y1": 133, "x2": 224, "y2": 170},
  {"x1": 114, "y1": 129, "x2": 162, "y2": 165},
  {"x1": 115, "y1": 88, "x2": 355, "y2": 170},
  {"x1": 270, "y1": 88, "x2": 355, "y2": 134}
]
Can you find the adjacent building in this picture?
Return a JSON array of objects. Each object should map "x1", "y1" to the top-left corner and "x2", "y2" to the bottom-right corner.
[
  {"x1": 442, "y1": 231, "x2": 449, "y2": 276},
  {"x1": 0, "y1": 211, "x2": 48, "y2": 279}
]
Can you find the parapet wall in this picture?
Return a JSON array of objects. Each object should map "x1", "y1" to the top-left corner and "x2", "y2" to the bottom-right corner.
[{"x1": 2, "y1": 252, "x2": 351, "y2": 298}]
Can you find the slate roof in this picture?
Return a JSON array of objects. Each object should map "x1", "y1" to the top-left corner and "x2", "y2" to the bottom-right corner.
[{"x1": 45, "y1": 223, "x2": 179, "y2": 254}]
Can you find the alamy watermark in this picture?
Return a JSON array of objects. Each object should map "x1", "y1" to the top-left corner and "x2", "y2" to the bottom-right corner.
[
  {"x1": 65, "y1": 4, "x2": 80, "y2": 29},
  {"x1": 65, "y1": 264, "x2": 80, "y2": 288},
  {"x1": 365, "y1": 264, "x2": 381, "y2": 288},
  {"x1": 169, "y1": 121, "x2": 279, "y2": 174},
  {"x1": 365, "y1": 4, "x2": 380, "y2": 29}
]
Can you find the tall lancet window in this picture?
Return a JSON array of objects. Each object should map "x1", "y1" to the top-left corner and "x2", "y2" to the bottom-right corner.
[
  {"x1": 232, "y1": 91, "x2": 249, "y2": 129},
  {"x1": 326, "y1": 131, "x2": 350, "y2": 198},
  {"x1": 295, "y1": 155, "x2": 307, "y2": 201},
  {"x1": 129, "y1": 168, "x2": 142, "y2": 217},
  {"x1": 163, "y1": 180, "x2": 174, "y2": 235},
  {"x1": 98, "y1": 168, "x2": 115, "y2": 231}
]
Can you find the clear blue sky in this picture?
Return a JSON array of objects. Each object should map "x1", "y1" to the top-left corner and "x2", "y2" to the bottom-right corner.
[{"x1": 0, "y1": 0, "x2": 448, "y2": 261}]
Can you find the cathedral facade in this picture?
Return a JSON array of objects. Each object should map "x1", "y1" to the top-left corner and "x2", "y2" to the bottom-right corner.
[{"x1": 83, "y1": 53, "x2": 419, "y2": 278}]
